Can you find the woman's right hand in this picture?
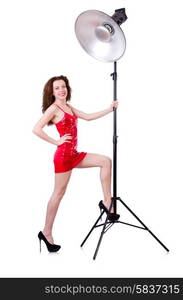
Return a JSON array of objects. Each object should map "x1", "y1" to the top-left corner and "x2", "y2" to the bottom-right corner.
[{"x1": 56, "y1": 134, "x2": 72, "y2": 146}]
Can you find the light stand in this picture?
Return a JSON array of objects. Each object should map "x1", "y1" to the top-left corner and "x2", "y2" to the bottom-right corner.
[{"x1": 75, "y1": 8, "x2": 169, "y2": 260}]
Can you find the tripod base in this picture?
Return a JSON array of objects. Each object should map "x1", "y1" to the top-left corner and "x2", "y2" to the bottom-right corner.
[{"x1": 80, "y1": 197, "x2": 169, "y2": 260}]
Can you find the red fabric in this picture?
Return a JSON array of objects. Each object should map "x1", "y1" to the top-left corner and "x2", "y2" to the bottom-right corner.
[{"x1": 53, "y1": 104, "x2": 87, "y2": 173}]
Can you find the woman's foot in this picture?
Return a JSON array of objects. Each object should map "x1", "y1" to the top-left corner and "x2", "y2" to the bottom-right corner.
[
  {"x1": 102, "y1": 200, "x2": 114, "y2": 213},
  {"x1": 99, "y1": 200, "x2": 120, "y2": 221},
  {"x1": 38, "y1": 231, "x2": 61, "y2": 253},
  {"x1": 42, "y1": 231, "x2": 54, "y2": 244}
]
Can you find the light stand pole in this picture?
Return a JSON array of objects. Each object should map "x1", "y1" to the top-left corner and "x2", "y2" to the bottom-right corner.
[
  {"x1": 75, "y1": 8, "x2": 169, "y2": 260},
  {"x1": 112, "y1": 61, "x2": 118, "y2": 215}
]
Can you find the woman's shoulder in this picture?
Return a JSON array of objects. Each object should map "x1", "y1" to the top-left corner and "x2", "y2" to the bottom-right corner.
[
  {"x1": 67, "y1": 103, "x2": 78, "y2": 111},
  {"x1": 43, "y1": 104, "x2": 58, "y2": 118},
  {"x1": 48, "y1": 103, "x2": 60, "y2": 111}
]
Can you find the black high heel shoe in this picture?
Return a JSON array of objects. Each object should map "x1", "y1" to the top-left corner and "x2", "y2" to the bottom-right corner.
[
  {"x1": 99, "y1": 200, "x2": 120, "y2": 222},
  {"x1": 38, "y1": 231, "x2": 61, "y2": 253}
]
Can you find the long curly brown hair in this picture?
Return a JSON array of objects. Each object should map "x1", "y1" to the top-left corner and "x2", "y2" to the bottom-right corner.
[{"x1": 42, "y1": 75, "x2": 72, "y2": 126}]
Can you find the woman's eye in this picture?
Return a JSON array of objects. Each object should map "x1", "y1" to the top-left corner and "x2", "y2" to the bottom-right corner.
[{"x1": 55, "y1": 86, "x2": 66, "y2": 89}]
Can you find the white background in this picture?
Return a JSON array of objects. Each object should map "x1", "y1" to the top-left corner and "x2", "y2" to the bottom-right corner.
[{"x1": 0, "y1": 0, "x2": 183, "y2": 277}]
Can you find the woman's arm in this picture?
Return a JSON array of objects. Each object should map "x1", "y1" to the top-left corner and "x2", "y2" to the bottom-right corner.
[
  {"x1": 32, "y1": 105, "x2": 58, "y2": 145},
  {"x1": 69, "y1": 101, "x2": 118, "y2": 121}
]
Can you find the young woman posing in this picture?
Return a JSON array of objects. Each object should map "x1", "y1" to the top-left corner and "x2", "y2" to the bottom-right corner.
[{"x1": 32, "y1": 75, "x2": 119, "y2": 252}]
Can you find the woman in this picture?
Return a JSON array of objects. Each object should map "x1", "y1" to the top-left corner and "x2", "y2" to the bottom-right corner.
[{"x1": 32, "y1": 75, "x2": 119, "y2": 253}]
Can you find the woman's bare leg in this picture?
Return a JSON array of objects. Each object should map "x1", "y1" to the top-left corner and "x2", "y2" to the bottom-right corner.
[
  {"x1": 42, "y1": 170, "x2": 72, "y2": 243},
  {"x1": 76, "y1": 153, "x2": 113, "y2": 211}
]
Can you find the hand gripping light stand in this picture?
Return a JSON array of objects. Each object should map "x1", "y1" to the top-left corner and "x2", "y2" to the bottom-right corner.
[{"x1": 75, "y1": 8, "x2": 169, "y2": 260}]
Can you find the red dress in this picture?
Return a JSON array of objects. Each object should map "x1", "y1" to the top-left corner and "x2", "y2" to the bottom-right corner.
[{"x1": 53, "y1": 104, "x2": 87, "y2": 173}]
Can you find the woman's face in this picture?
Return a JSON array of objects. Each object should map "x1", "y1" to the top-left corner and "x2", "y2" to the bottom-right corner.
[{"x1": 53, "y1": 79, "x2": 68, "y2": 101}]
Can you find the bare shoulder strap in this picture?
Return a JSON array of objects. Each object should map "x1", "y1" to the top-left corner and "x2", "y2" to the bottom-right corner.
[
  {"x1": 53, "y1": 103, "x2": 65, "y2": 113},
  {"x1": 67, "y1": 103, "x2": 75, "y2": 116}
]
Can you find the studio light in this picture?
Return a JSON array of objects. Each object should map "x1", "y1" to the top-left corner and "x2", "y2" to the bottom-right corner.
[{"x1": 75, "y1": 9, "x2": 127, "y2": 62}]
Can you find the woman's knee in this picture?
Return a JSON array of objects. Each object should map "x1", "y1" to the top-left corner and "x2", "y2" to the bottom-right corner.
[
  {"x1": 53, "y1": 186, "x2": 67, "y2": 198},
  {"x1": 102, "y1": 156, "x2": 112, "y2": 168}
]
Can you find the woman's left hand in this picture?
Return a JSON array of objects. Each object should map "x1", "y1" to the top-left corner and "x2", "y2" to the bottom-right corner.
[{"x1": 109, "y1": 100, "x2": 118, "y2": 112}]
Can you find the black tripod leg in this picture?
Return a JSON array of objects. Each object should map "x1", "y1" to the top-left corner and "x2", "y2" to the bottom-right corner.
[
  {"x1": 80, "y1": 211, "x2": 104, "y2": 248},
  {"x1": 118, "y1": 198, "x2": 169, "y2": 252},
  {"x1": 93, "y1": 215, "x2": 110, "y2": 260}
]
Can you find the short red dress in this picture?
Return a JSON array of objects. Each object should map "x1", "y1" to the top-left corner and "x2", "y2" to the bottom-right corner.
[{"x1": 53, "y1": 104, "x2": 87, "y2": 173}]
